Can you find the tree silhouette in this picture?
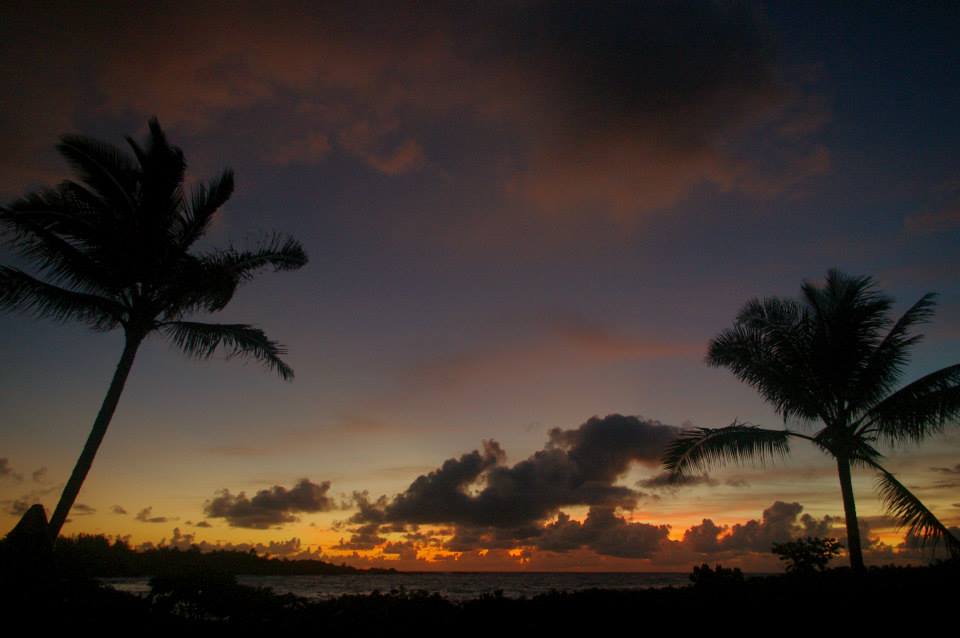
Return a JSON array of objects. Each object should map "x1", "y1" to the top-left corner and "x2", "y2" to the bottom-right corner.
[
  {"x1": 0, "y1": 119, "x2": 308, "y2": 540},
  {"x1": 771, "y1": 537, "x2": 843, "y2": 574},
  {"x1": 662, "y1": 270, "x2": 960, "y2": 569}
]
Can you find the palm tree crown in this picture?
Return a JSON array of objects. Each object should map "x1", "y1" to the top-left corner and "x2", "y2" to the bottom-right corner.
[
  {"x1": 662, "y1": 269, "x2": 960, "y2": 569},
  {"x1": 0, "y1": 119, "x2": 308, "y2": 540}
]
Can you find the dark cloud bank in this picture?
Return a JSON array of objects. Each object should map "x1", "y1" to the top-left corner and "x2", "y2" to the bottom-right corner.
[
  {"x1": 335, "y1": 415, "x2": 850, "y2": 562},
  {"x1": 0, "y1": 1, "x2": 826, "y2": 219},
  {"x1": 205, "y1": 478, "x2": 339, "y2": 529},
  {"x1": 187, "y1": 415, "x2": 929, "y2": 565},
  {"x1": 135, "y1": 507, "x2": 174, "y2": 524},
  {"x1": 344, "y1": 415, "x2": 684, "y2": 558}
]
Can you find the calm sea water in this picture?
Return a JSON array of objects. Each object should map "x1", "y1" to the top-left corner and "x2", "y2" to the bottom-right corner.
[{"x1": 103, "y1": 572, "x2": 692, "y2": 601}]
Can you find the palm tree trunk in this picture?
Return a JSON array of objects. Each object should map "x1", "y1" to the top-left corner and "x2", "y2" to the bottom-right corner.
[
  {"x1": 836, "y1": 455, "x2": 865, "y2": 571},
  {"x1": 47, "y1": 331, "x2": 144, "y2": 541}
]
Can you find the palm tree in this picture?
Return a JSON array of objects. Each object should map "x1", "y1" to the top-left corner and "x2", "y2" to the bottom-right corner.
[
  {"x1": 662, "y1": 270, "x2": 960, "y2": 570},
  {"x1": 0, "y1": 119, "x2": 308, "y2": 541}
]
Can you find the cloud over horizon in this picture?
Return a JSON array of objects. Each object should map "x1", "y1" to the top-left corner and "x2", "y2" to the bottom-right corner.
[
  {"x1": 204, "y1": 478, "x2": 340, "y2": 528},
  {"x1": 135, "y1": 507, "x2": 173, "y2": 524},
  {"x1": 0, "y1": 459, "x2": 22, "y2": 483},
  {"x1": 343, "y1": 414, "x2": 680, "y2": 557}
]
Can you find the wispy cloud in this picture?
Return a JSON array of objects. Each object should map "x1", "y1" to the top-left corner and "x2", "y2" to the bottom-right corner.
[
  {"x1": 905, "y1": 206, "x2": 960, "y2": 233},
  {"x1": 1, "y1": 2, "x2": 828, "y2": 225},
  {"x1": 135, "y1": 506, "x2": 175, "y2": 524}
]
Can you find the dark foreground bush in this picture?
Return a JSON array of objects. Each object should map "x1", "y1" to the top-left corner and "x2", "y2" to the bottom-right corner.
[{"x1": 2, "y1": 560, "x2": 956, "y2": 632}]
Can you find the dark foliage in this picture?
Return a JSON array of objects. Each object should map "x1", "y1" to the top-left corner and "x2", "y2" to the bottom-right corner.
[
  {"x1": 2, "y1": 559, "x2": 956, "y2": 632},
  {"x1": 771, "y1": 536, "x2": 843, "y2": 574},
  {"x1": 664, "y1": 270, "x2": 960, "y2": 567},
  {"x1": 0, "y1": 119, "x2": 308, "y2": 540},
  {"x1": 45, "y1": 534, "x2": 395, "y2": 577},
  {"x1": 688, "y1": 563, "x2": 745, "y2": 587}
]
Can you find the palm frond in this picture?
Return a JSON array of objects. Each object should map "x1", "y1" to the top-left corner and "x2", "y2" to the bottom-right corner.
[
  {"x1": 801, "y1": 270, "x2": 895, "y2": 418},
  {"x1": 707, "y1": 298, "x2": 822, "y2": 423},
  {"x1": 0, "y1": 266, "x2": 125, "y2": 330},
  {"x1": 837, "y1": 436, "x2": 884, "y2": 468},
  {"x1": 852, "y1": 293, "x2": 937, "y2": 414},
  {"x1": 199, "y1": 234, "x2": 308, "y2": 282},
  {"x1": 57, "y1": 135, "x2": 138, "y2": 214},
  {"x1": 175, "y1": 169, "x2": 234, "y2": 248},
  {"x1": 0, "y1": 206, "x2": 115, "y2": 294},
  {"x1": 862, "y1": 365, "x2": 960, "y2": 445},
  {"x1": 161, "y1": 321, "x2": 294, "y2": 380},
  {"x1": 662, "y1": 423, "x2": 792, "y2": 478},
  {"x1": 126, "y1": 118, "x2": 186, "y2": 237},
  {"x1": 155, "y1": 255, "x2": 238, "y2": 319},
  {"x1": 872, "y1": 463, "x2": 960, "y2": 558}
]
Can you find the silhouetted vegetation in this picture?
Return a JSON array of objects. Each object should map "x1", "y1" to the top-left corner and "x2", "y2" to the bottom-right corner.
[
  {"x1": 4, "y1": 533, "x2": 394, "y2": 577},
  {"x1": 0, "y1": 119, "x2": 308, "y2": 541},
  {"x1": 663, "y1": 270, "x2": 960, "y2": 569},
  {"x1": 771, "y1": 536, "x2": 843, "y2": 574},
  {"x1": 2, "y1": 556, "x2": 955, "y2": 631},
  {"x1": 688, "y1": 563, "x2": 745, "y2": 587}
]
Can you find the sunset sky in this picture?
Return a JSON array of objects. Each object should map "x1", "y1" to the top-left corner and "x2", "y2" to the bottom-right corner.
[{"x1": 1, "y1": 1, "x2": 958, "y2": 572}]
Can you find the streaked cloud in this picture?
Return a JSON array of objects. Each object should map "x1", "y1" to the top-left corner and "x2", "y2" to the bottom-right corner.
[
  {"x1": 905, "y1": 206, "x2": 960, "y2": 233},
  {"x1": 0, "y1": 458, "x2": 22, "y2": 483},
  {"x1": 135, "y1": 506, "x2": 174, "y2": 524},
  {"x1": 0, "y1": 1, "x2": 827, "y2": 224}
]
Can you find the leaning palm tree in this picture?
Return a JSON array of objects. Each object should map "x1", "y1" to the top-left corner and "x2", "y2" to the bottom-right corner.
[
  {"x1": 662, "y1": 270, "x2": 960, "y2": 570},
  {"x1": 0, "y1": 119, "x2": 308, "y2": 541}
]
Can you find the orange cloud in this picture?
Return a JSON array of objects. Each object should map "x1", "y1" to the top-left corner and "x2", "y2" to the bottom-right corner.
[
  {"x1": 265, "y1": 132, "x2": 332, "y2": 165},
  {"x1": 411, "y1": 319, "x2": 701, "y2": 391},
  {"x1": 1, "y1": 2, "x2": 830, "y2": 220}
]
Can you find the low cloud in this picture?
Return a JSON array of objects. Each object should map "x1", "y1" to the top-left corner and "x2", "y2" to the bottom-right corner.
[
  {"x1": 916, "y1": 466, "x2": 960, "y2": 491},
  {"x1": 72, "y1": 503, "x2": 96, "y2": 516},
  {"x1": 1, "y1": 483, "x2": 61, "y2": 516},
  {"x1": 344, "y1": 414, "x2": 681, "y2": 557},
  {"x1": 264, "y1": 132, "x2": 332, "y2": 166},
  {"x1": 352, "y1": 415, "x2": 678, "y2": 530},
  {"x1": 203, "y1": 446, "x2": 271, "y2": 457},
  {"x1": 5, "y1": 498, "x2": 30, "y2": 516},
  {"x1": 635, "y1": 472, "x2": 751, "y2": 490},
  {"x1": 931, "y1": 464, "x2": 960, "y2": 475},
  {"x1": 637, "y1": 472, "x2": 718, "y2": 490},
  {"x1": 31, "y1": 467, "x2": 48, "y2": 483},
  {"x1": 111, "y1": 505, "x2": 128, "y2": 515},
  {"x1": 537, "y1": 507, "x2": 670, "y2": 559},
  {"x1": 204, "y1": 478, "x2": 339, "y2": 529},
  {"x1": 148, "y1": 528, "x2": 318, "y2": 558},
  {"x1": 680, "y1": 501, "x2": 843, "y2": 554},
  {"x1": 905, "y1": 206, "x2": 960, "y2": 233},
  {"x1": 899, "y1": 527, "x2": 960, "y2": 555},
  {"x1": 0, "y1": 458, "x2": 22, "y2": 483},
  {"x1": 135, "y1": 506, "x2": 174, "y2": 524},
  {"x1": 335, "y1": 522, "x2": 386, "y2": 551}
]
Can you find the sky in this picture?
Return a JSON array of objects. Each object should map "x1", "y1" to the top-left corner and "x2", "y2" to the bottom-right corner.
[{"x1": 0, "y1": 1, "x2": 958, "y2": 572}]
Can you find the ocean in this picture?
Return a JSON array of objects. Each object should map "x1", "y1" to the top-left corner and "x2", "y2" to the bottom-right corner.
[{"x1": 103, "y1": 572, "x2": 693, "y2": 600}]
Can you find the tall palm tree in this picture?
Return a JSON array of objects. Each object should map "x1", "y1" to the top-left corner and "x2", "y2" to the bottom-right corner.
[
  {"x1": 0, "y1": 119, "x2": 308, "y2": 541},
  {"x1": 662, "y1": 270, "x2": 960, "y2": 570}
]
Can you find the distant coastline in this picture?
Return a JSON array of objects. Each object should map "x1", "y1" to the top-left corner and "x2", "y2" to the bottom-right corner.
[{"x1": 54, "y1": 534, "x2": 397, "y2": 577}]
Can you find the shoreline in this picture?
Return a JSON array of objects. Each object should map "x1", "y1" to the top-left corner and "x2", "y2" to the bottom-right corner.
[{"x1": 4, "y1": 561, "x2": 956, "y2": 630}]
